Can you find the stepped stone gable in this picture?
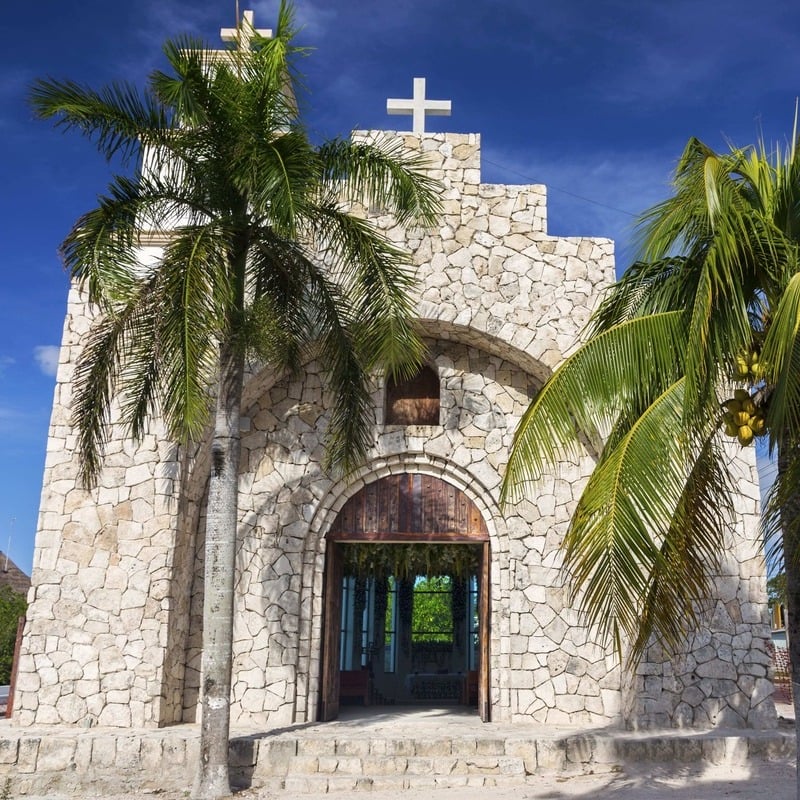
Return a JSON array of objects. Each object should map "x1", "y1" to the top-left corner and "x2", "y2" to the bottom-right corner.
[{"x1": 15, "y1": 129, "x2": 775, "y2": 733}]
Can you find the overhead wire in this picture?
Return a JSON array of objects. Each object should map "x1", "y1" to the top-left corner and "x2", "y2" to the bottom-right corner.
[{"x1": 482, "y1": 156, "x2": 639, "y2": 220}]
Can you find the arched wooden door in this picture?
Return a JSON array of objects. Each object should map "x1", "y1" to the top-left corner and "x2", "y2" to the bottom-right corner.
[{"x1": 320, "y1": 474, "x2": 491, "y2": 722}]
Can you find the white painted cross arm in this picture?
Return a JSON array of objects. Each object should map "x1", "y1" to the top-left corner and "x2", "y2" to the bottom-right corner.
[
  {"x1": 387, "y1": 78, "x2": 452, "y2": 134},
  {"x1": 220, "y1": 9, "x2": 272, "y2": 52}
]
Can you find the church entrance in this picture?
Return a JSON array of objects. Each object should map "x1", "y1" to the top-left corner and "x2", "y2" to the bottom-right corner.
[{"x1": 320, "y1": 474, "x2": 491, "y2": 722}]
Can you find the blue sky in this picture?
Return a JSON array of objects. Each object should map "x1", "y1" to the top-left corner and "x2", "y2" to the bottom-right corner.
[{"x1": 2, "y1": 0, "x2": 798, "y2": 574}]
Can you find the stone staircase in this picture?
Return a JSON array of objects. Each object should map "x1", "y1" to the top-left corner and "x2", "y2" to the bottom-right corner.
[
  {"x1": 229, "y1": 719, "x2": 796, "y2": 794},
  {"x1": 1, "y1": 708, "x2": 795, "y2": 796},
  {"x1": 235, "y1": 733, "x2": 531, "y2": 792}
]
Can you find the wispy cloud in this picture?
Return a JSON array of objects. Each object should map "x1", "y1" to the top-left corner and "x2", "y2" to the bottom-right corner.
[
  {"x1": 0, "y1": 68, "x2": 35, "y2": 133},
  {"x1": 483, "y1": 143, "x2": 675, "y2": 270},
  {"x1": 33, "y1": 346, "x2": 59, "y2": 377},
  {"x1": 0, "y1": 69, "x2": 32, "y2": 102},
  {"x1": 585, "y1": 3, "x2": 800, "y2": 110},
  {"x1": 0, "y1": 407, "x2": 23, "y2": 435},
  {"x1": 251, "y1": 0, "x2": 338, "y2": 40},
  {"x1": 0, "y1": 357, "x2": 14, "y2": 379},
  {"x1": 121, "y1": 1, "x2": 220, "y2": 77},
  {"x1": 471, "y1": 0, "x2": 800, "y2": 113}
]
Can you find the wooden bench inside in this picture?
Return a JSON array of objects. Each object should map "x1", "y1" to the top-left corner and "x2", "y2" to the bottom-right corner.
[{"x1": 340, "y1": 669, "x2": 371, "y2": 705}]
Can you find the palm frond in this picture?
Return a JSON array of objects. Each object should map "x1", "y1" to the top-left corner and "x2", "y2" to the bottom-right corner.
[
  {"x1": 309, "y1": 200, "x2": 425, "y2": 378},
  {"x1": 762, "y1": 272, "x2": 800, "y2": 447},
  {"x1": 630, "y1": 433, "x2": 732, "y2": 661},
  {"x1": 143, "y1": 226, "x2": 229, "y2": 441},
  {"x1": 502, "y1": 311, "x2": 686, "y2": 501},
  {"x1": 246, "y1": 233, "x2": 311, "y2": 372},
  {"x1": 151, "y1": 37, "x2": 216, "y2": 129},
  {"x1": 317, "y1": 137, "x2": 442, "y2": 227},
  {"x1": 588, "y1": 257, "x2": 688, "y2": 333},
  {"x1": 303, "y1": 269, "x2": 374, "y2": 475},
  {"x1": 563, "y1": 379, "x2": 728, "y2": 658},
  {"x1": 71, "y1": 274, "x2": 160, "y2": 486},
  {"x1": 244, "y1": 129, "x2": 316, "y2": 231},
  {"x1": 29, "y1": 78, "x2": 170, "y2": 163}
]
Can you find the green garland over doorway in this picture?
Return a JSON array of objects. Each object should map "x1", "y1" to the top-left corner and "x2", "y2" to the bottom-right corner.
[{"x1": 340, "y1": 542, "x2": 481, "y2": 580}]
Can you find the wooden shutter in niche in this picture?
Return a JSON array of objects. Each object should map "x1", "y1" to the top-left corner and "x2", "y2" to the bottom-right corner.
[{"x1": 386, "y1": 365, "x2": 440, "y2": 425}]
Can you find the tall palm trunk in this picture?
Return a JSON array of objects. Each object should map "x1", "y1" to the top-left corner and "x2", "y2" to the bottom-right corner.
[{"x1": 194, "y1": 339, "x2": 245, "y2": 800}]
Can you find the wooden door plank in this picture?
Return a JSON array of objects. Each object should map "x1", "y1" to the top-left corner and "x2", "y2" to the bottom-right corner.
[
  {"x1": 320, "y1": 543, "x2": 343, "y2": 721},
  {"x1": 478, "y1": 541, "x2": 491, "y2": 722}
]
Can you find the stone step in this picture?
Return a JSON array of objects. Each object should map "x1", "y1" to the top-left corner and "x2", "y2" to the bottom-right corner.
[
  {"x1": 279, "y1": 772, "x2": 530, "y2": 793},
  {"x1": 231, "y1": 728, "x2": 796, "y2": 793},
  {"x1": 1, "y1": 722, "x2": 795, "y2": 796},
  {"x1": 278, "y1": 753, "x2": 527, "y2": 778}
]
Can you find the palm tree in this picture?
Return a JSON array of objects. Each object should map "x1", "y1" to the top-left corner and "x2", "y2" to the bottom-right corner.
[
  {"x1": 31, "y1": 4, "x2": 440, "y2": 798},
  {"x1": 502, "y1": 127, "x2": 800, "y2": 792}
]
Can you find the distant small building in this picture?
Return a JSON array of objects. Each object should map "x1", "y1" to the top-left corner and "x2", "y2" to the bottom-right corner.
[{"x1": 0, "y1": 553, "x2": 30, "y2": 597}]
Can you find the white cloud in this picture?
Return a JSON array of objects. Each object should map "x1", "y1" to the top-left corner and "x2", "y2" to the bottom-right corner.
[{"x1": 33, "y1": 346, "x2": 60, "y2": 377}]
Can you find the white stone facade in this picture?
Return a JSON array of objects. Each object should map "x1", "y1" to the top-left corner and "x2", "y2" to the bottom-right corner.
[{"x1": 16, "y1": 131, "x2": 776, "y2": 731}]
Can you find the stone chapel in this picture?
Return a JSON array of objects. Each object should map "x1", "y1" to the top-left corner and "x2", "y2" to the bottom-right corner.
[{"x1": 15, "y1": 18, "x2": 776, "y2": 734}]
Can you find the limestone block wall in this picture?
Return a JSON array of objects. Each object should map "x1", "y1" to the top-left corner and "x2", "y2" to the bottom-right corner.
[
  {"x1": 360, "y1": 131, "x2": 615, "y2": 372},
  {"x1": 180, "y1": 338, "x2": 621, "y2": 727},
  {"x1": 15, "y1": 287, "x2": 192, "y2": 728},
  {"x1": 20, "y1": 128, "x2": 774, "y2": 732},
  {"x1": 622, "y1": 447, "x2": 776, "y2": 730}
]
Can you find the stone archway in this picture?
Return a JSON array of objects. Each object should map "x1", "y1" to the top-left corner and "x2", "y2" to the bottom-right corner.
[{"x1": 320, "y1": 473, "x2": 491, "y2": 722}]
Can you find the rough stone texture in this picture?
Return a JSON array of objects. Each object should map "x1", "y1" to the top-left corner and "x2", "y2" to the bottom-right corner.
[{"x1": 16, "y1": 131, "x2": 773, "y2": 733}]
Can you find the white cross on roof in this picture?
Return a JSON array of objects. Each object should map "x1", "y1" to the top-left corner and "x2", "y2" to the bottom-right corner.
[
  {"x1": 386, "y1": 78, "x2": 452, "y2": 134},
  {"x1": 220, "y1": 9, "x2": 272, "y2": 52}
]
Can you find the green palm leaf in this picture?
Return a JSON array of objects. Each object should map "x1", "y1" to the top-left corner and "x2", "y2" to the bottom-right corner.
[
  {"x1": 763, "y1": 272, "x2": 800, "y2": 446},
  {"x1": 503, "y1": 311, "x2": 686, "y2": 500},
  {"x1": 563, "y1": 379, "x2": 729, "y2": 656}
]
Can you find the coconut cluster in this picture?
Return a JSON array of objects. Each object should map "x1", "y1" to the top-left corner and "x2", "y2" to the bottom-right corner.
[
  {"x1": 723, "y1": 388, "x2": 766, "y2": 446},
  {"x1": 734, "y1": 349, "x2": 763, "y2": 380}
]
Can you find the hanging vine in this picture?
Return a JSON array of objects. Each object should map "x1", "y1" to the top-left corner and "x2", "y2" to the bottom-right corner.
[{"x1": 341, "y1": 543, "x2": 481, "y2": 580}]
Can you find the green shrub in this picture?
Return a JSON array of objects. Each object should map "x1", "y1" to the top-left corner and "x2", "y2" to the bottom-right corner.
[{"x1": 0, "y1": 586, "x2": 26, "y2": 684}]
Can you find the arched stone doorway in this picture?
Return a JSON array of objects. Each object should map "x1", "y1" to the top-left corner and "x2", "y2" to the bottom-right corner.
[{"x1": 320, "y1": 473, "x2": 491, "y2": 722}]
